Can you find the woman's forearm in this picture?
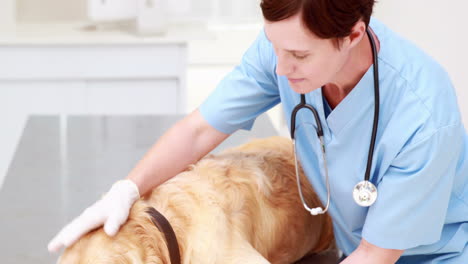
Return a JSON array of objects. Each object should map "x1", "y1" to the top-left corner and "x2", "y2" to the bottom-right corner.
[
  {"x1": 126, "y1": 109, "x2": 230, "y2": 196},
  {"x1": 340, "y1": 238, "x2": 404, "y2": 264}
]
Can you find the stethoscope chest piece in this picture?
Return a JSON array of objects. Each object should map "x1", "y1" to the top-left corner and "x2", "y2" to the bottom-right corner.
[{"x1": 353, "y1": 180, "x2": 378, "y2": 207}]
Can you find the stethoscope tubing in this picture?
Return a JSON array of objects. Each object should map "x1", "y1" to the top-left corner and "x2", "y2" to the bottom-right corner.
[
  {"x1": 365, "y1": 28, "x2": 380, "y2": 183},
  {"x1": 293, "y1": 135, "x2": 331, "y2": 214}
]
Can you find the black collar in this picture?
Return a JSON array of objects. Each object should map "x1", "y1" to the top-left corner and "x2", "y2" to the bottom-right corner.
[{"x1": 146, "y1": 207, "x2": 181, "y2": 264}]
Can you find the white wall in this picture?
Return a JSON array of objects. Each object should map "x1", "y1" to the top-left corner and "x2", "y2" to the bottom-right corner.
[
  {"x1": 12, "y1": 0, "x2": 261, "y2": 24},
  {"x1": 0, "y1": 0, "x2": 16, "y2": 28},
  {"x1": 374, "y1": 0, "x2": 468, "y2": 126}
]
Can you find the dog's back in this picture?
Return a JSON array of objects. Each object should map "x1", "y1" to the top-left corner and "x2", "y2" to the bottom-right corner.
[{"x1": 58, "y1": 136, "x2": 334, "y2": 264}]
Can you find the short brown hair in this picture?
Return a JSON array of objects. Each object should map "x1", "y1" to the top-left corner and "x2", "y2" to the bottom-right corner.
[{"x1": 260, "y1": 0, "x2": 376, "y2": 48}]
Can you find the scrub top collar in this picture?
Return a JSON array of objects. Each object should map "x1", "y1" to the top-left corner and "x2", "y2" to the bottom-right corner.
[{"x1": 319, "y1": 66, "x2": 375, "y2": 137}]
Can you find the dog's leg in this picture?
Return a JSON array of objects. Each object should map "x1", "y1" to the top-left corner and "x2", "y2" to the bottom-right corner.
[{"x1": 225, "y1": 243, "x2": 271, "y2": 264}]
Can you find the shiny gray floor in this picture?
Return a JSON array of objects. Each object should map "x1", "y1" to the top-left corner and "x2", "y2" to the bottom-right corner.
[{"x1": 0, "y1": 114, "x2": 339, "y2": 263}]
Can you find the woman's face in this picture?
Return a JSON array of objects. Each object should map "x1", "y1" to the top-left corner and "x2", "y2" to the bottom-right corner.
[{"x1": 264, "y1": 14, "x2": 353, "y2": 94}]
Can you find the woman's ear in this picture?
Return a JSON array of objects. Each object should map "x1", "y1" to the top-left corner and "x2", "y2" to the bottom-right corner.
[{"x1": 342, "y1": 20, "x2": 367, "y2": 50}]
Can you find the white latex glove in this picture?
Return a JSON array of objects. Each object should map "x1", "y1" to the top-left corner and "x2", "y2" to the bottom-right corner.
[{"x1": 47, "y1": 179, "x2": 140, "y2": 253}]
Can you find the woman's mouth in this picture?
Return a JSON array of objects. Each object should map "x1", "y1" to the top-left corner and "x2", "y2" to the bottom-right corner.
[{"x1": 288, "y1": 78, "x2": 305, "y2": 84}]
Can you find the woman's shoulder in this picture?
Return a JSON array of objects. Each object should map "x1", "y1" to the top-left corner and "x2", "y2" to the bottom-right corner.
[
  {"x1": 372, "y1": 18, "x2": 461, "y2": 128},
  {"x1": 371, "y1": 18, "x2": 449, "y2": 86}
]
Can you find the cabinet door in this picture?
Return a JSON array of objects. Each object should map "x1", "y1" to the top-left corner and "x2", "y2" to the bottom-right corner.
[
  {"x1": 85, "y1": 79, "x2": 179, "y2": 114},
  {"x1": 0, "y1": 81, "x2": 86, "y2": 115}
]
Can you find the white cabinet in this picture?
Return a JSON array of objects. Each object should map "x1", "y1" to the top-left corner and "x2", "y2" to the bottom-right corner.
[
  {"x1": 0, "y1": 33, "x2": 188, "y2": 184},
  {"x1": 0, "y1": 43, "x2": 186, "y2": 114},
  {"x1": 85, "y1": 80, "x2": 178, "y2": 114}
]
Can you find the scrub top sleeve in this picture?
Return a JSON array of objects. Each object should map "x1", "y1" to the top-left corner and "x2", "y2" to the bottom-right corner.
[
  {"x1": 198, "y1": 29, "x2": 280, "y2": 134},
  {"x1": 362, "y1": 123, "x2": 464, "y2": 250}
]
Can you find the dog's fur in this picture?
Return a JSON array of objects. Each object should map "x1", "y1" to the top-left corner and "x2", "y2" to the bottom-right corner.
[{"x1": 58, "y1": 136, "x2": 334, "y2": 264}]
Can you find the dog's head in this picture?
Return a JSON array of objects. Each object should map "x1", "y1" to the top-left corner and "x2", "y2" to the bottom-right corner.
[{"x1": 57, "y1": 202, "x2": 172, "y2": 264}]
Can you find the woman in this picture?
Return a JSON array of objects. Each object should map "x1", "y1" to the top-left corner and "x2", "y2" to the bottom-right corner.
[{"x1": 48, "y1": 0, "x2": 468, "y2": 263}]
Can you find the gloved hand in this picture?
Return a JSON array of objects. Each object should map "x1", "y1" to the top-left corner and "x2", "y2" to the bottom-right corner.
[{"x1": 47, "y1": 179, "x2": 140, "y2": 253}]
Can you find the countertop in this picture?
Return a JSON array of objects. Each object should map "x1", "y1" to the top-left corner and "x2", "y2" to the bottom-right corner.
[{"x1": 0, "y1": 21, "x2": 262, "y2": 66}]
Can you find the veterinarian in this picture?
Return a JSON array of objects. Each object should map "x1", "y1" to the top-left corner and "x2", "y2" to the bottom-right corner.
[{"x1": 49, "y1": 0, "x2": 468, "y2": 263}]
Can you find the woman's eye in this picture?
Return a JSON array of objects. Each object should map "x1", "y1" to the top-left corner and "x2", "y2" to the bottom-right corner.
[{"x1": 293, "y1": 54, "x2": 308, "y2": 60}]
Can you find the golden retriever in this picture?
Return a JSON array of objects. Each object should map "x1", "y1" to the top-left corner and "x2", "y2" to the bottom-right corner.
[{"x1": 57, "y1": 136, "x2": 335, "y2": 264}]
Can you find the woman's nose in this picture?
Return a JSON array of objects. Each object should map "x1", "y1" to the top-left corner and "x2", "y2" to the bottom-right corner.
[{"x1": 275, "y1": 54, "x2": 293, "y2": 76}]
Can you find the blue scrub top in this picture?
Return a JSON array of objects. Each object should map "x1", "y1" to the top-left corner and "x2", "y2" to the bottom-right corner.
[{"x1": 199, "y1": 18, "x2": 468, "y2": 263}]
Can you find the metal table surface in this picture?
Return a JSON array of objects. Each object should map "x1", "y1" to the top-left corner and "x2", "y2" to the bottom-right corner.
[{"x1": 0, "y1": 114, "x2": 338, "y2": 263}]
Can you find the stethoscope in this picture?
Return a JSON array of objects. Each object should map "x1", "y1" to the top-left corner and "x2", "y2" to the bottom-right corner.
[{"x1": 290, "y1": 28, "x2": 380, "y2": 215}]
